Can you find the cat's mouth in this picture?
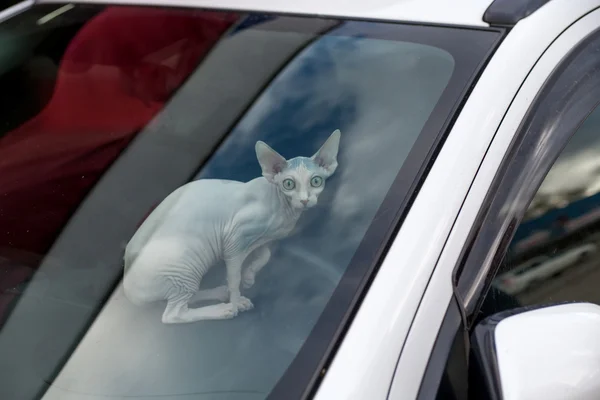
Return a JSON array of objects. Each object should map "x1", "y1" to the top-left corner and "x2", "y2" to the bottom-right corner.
[
  {"x1": 290, "y1": 198, "x2": 315, "y2": 210},
  {"x1": 299, "y1": 202, "x2": 314, "y2": 209}
]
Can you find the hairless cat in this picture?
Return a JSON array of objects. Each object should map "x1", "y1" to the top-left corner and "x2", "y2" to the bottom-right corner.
[{"x1": 123, "y1": 130, "x2": 341, "y2": 323}]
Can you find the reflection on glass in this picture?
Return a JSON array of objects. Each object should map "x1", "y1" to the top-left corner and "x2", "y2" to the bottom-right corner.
[
  {"x1": 0, "y1": 5, "x2": 465, "y2": 400},
  {"x1": 494, "y1": 105, "x2": 600, "y2": 307}
]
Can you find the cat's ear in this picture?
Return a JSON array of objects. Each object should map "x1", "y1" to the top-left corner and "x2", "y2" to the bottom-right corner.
[
  {"x1": 312, "y1": 129, "x2": 341, "y2": 176},
  {"x1": 256, "y1": 141, "x2": 287, "y2": 182}
]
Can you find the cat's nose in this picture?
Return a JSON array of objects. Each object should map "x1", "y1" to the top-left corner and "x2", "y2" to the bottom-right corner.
[{"x1": 300, "y1": 199, "x2": 308, "y2": 206}]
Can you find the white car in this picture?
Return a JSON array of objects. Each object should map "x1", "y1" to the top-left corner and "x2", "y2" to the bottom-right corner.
[
  {"x1": 495, "y1": 243, "x2": 598, "y2": 295},
  {"x1": 2, "y1": 1, "x2": 600, "y2": 400}
]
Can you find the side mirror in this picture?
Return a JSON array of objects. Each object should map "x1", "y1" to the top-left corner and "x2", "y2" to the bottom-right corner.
[{"x1": 470, "y1": 302, "x2": 600, "y2": 400}]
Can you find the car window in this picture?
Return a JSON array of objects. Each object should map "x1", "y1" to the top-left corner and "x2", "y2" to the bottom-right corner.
[
  {"x1": 421, "y1": 28, "x2": 600, "y2": 400},
  {"x1": 489, "y1": 104, "x2": 600, "y2": 309},
  {"x1": 0, "y1": 4, "x2": 499, "y2": 400}
]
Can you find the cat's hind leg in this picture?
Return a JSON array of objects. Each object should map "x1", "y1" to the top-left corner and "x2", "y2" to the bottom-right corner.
[{"x1": 162, "y1": 292, "x2": 237, "y2": 324}]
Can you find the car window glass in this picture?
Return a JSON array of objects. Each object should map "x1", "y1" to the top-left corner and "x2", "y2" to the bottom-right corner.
[
  {"x1": 488, "y1": 104, "x2": 600, "y2": 312},
  {"x1": 0, "y1": 4, "x2": 485, "y2": 400}
]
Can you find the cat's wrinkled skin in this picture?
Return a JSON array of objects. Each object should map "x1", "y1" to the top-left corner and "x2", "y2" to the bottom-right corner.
[{"x1": 123, "y1": 130, "x2": 341, "y2": 323}]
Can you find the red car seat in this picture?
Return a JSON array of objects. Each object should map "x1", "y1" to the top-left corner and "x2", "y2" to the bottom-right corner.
[{"x1": 0, "y1": 6, "x2": 237, "y2": 320}]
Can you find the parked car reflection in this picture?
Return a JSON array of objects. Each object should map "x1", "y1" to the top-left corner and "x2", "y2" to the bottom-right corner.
[{"x1": 494, "y1": 243, "x2": 597, "y2": 295}]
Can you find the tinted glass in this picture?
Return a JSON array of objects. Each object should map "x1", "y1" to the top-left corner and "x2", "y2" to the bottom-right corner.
[
  {"x1": 0, "y1": 4, "x2": 497, "y2": 400},
  {"x1": 492, "y1": 105, "x2": 600, "y2": 306}
]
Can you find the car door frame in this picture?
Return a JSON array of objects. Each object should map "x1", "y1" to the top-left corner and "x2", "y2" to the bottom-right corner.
[
  {"x1": 455, "y1": 23, "x2": 600, "y2": 324},
  {"x1": 389, "y1": 5, "x2": 600, "y2": 400}
]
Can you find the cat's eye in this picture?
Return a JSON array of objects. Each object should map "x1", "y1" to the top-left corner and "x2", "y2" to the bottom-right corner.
[
  {"x1": 310, "y1": 176, "x2": 323, "y2": 188},
  {"x1": 283, "y1": 178, "x2": 295, "y2": 190}
]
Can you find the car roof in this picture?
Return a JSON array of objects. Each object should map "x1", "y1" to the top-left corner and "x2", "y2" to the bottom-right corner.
[{"x1": 38, "y1": 0, "x2": 496, "y2": 27}]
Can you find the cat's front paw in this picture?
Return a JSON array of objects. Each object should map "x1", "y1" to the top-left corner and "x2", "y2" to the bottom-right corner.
[
  {"x1": 242, "y1": 273, "x2": 255, "y2": 289},
  {"x1": 235, "y1": 296, "x2": 254, "y2": 312}
]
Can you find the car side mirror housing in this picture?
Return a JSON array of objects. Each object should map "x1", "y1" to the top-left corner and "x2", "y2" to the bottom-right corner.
[{"x1": 470, "y1": 302, "x2": 600, "y2": 400}]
